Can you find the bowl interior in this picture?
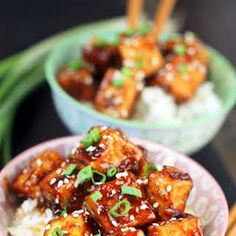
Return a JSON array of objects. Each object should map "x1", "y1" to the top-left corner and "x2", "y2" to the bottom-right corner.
[
  {"x1": 45, "y1": 23, "x2": 236, "y2": 129},
  {"x1": 0, "y1": 136, "x2": 228, "y2": 236}
]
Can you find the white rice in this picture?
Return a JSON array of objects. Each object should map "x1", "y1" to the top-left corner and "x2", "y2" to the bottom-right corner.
[
  {"x1": 133, "y1": 82, "x2": 222, "y2": 123},
  {"x1": 8, "y1": 199, "x2": 53, "y2": 236}
]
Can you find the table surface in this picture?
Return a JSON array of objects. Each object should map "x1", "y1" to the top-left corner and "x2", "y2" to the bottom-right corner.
[{"x1": 0, "y1": 0, "x2": 236, "y2": 207}]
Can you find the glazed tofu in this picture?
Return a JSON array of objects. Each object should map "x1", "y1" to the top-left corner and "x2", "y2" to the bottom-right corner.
[
  {"x1": 162, "y1": 32, "x2": 209, "y2": 66},
  {"x1": 146, "y1": 166, "x2": 193, "y2": 220},
  {"x1": 150, "y1": 56, "x2": 207, "y2": 103},
  {"x1": 39, "y1": 159, "x2": 88, "y2": 212},
  {"x1": 12, "y1": 150, "x2": 64, "y2": 199},
  {"x1": 86, "y1": 171, "x2": 156, "y2": 233},
  {"x1": 147, "y1": 214, "x2": 203, "y2": 236},
  {"x1": 119, "y1": 35, "x2": 164, "y2": 77},
  {"x1": 83, "y1": 41, "x2": 121, "y2": 77},
  {"x1": 107, "y1": 228, "x2": 145, "y2": 236},
  {"x1": 72, "y1": 126, "x2": 144, "y2": 174},
  {"x1": 44, "y1": 214, "x2": 91, "y2": 236},
  {"x1": 95, "y1": 68, "x2": 142, "y2": 119},
  {"x1": 57, "y1": 67, "x2": 96, "y2": 101}
]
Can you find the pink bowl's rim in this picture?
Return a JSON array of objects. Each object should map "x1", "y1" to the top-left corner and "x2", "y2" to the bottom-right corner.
[{"x1": 0, "y1": 136, "x2": 229, "y2": 236}]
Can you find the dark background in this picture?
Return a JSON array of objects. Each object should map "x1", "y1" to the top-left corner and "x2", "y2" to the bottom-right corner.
[{"x1": 0, "y1": 0, "x2": 236, "y2": 206}]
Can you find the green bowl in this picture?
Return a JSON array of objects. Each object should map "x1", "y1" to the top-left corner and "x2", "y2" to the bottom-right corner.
[{"x1": 45, "y1": 18, "x2": 236, "y2": 154}]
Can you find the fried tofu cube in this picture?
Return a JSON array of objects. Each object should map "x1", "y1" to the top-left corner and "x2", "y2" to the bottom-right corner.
[
  {"x1": 162, "y1": 32, "x2": 209, "y2": 66},
  {"x1": 86, "y1": 171, "x2": 156, "y2": 233},
  {"x1": 72, "y1": 126, "x2": 144, "y2": 173},
  {"x1": 39, "y1": 159, "x2": 88, "y2": 212},
  {"x1": 83, "y1": 41, "x2": 121, "y2": 77},
  {"x1": 57, "y1": 67, "x2": 96, "y2": 101},
  {"x1": 44, "y1": 214, "x2": 91, "y2": 236},
  {"x1": 11, "y1": 150, "x2": 64, "y2": 199},
  {"x1": 95, "y1": 68, "x2": 142, "y2": 119},
  {"x1": 119, "y1": 35, "x2": 164, "y2": 77},
  {"x1": 107, "y1": 228, "x2": 145, "y2": 236},
  {"x1": 150, "y1": 56, "x2": 207, "y2": 102},
  {"x1": 148, "y1": 214, "x2": 203, "y2": 236},
  {"x1": 146, "y1": 166, "x2": 193, "y2": 220}
]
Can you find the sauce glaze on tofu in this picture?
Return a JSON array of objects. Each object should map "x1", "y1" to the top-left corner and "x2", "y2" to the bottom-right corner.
[
  {"x1": 11, "y1": 126, "x2": 203, "y2": 235},
  {"x1": 56, "y1": 27, "x2": 209, "y2": 119}
]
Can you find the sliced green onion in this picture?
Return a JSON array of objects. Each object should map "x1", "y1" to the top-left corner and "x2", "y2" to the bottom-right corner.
[
  {"x1": 74, "y1": 165, "x2": 92, "y2": 188},
  {"x1": 121, "y1": 186, "x2": 142, "y2": 198},
  {"x1": 91, "y1": 191, "x2": 103, "y2": 202},
  {"x1": 92, "y1": 170, "x2": 107, "y2": 185},
  {"x1": 107, "y1": 167, "x2": 117, "y2": 177},
  {"x1": 174, "y1": 44, "x2": 187, "y2": 56},
  {"x1": 144, "y1": 164, "x2": 158, "y2": 177},
  {"x1": 94, "y1": 232, "x2": 102, "y2": 236},
  {"x1": 95, "y1": 37, "x2": 107, "y2": 47},
  {"x1": 81, "y1": 132, "x2": 94, "y2": 148},
  {"x1": 90, "y1": 128, "x2": 101, "y2": 143},
  {"x1": 125, "y1": 28, "x2": 136, "y2": 37},
  {"x1": 121, "y1": 67, "x2": 133, "y2": 77},
  {"x1": 109, "y1": 199, "x2": 131, "y2": 217},
  {"x1": 134, "y1": 58, "x2": 144, "y2": 69},
  {"x1": 51, "y1": 227, "x2": 64, "y2": 236},
  {"x1": 112, "y1": 77, "x2": 124, "y2": 87},
  {"x1": 60, "y1": 205, "x2": 68, "y2": 217},
  {"x1": 63, "y1": 164, "x2": 77, "y2": 176},
  {"x1": 110, "y1": 36, "x2": 120, "y2": 46},
  {"x1": 177, "y1": 63, "x2": 189, "y2": 75},
  {"x1": 138, "y1": 24, "x2": 152, "y2": 35},
  {"x1": 67, "y1": 58, "x2": 84, "y2": 70}
]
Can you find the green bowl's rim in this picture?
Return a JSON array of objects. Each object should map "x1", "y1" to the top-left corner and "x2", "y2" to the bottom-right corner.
[{"x1": 45, "y1": 22, "x2": 236, "y2": 130}]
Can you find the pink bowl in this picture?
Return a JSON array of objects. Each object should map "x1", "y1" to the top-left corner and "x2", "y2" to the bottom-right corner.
[{"x1": 0, "y1": 136, "x2": 228, "y2": 236}]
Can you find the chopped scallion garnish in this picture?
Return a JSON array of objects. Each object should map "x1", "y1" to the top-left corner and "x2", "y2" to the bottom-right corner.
[
  {"x1": 92, "y1": 170, "x2": 107, "y2": 185},
  {"x1": 67, "y1": 58, "x2": 84, "y2": 71},
  {"x1": 121, "y1": 67, "x2": 133, "y2": 77},
  {"x1": 95, "y1": 37, "x2": 107, "y2": 47},
  {"x1": 109, "y1": 199, "x2": 131, "y2": 217},
  {"x1": 174, "y1": 44, "x2": 187, "y2": 56},
  {"x1": 110, "y1": 36, "x2": 120, "y2": 46},
  {"x1": 138, "y1": 24, "x2": 152, "y2": 35},
  {"x1": 81, "y1": 132, "x2": 94, "y2": 148},
  {"x1": 90, "y1": 128, "x2": 101, "y2": 143},
  {"x1": 121, "y1": 185, "x2": 142, "y2": 198},
  {"x1": 91, "y1": 191, "x2": 103, "y2": 202},
  {"x1": 144, "y1": 164, "x2": 158, "y2": 177},
  {"x1": 74, "y1": 165, "x2": 92, "y2": 188},
  {"x1": 107, "y1": 167, "x2": 117, "y2": 177},
  {"x1": 112, "y1": 77, "x2": 124, "y2": 87},
  {"x1": 125, "y1": 28, "x2": 136, "y2": 37},
  {"x1": 177, "y1": 63, "x2": 189, "y2": 75},
  {"x1": 134, "y1": 58, "x2": 144, "y2": 69},
  {"x1": 63, "y1": 163, "x2": 77, "y2": 176},
  {"x1": 51, "y1": 227, "x2": 64, "y2": 236}
]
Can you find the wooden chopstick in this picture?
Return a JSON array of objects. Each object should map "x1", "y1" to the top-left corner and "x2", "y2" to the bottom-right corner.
[
  {"x1": 227, "y1": 202, "x2": 236, "y2": 236},
  {"x1": 127, "y1": 0, "x2": 144, "y2": 29},
  {"x1": 152, "y1": 0, "x2": 176, "y2": 38}
]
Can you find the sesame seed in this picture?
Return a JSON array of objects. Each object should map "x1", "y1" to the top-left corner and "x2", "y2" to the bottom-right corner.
[
  {"x1": 153, "y1": 202, "x2": 159, "y2": 208},
  {"x1": 45, "y1": 224, "x2": 51, "y2": 230},
  {"x1": 86, "y1": 145, "x2": 96, "y2": 152},
  {"x1": 56, "y1": 168, "x2": 62, "y2": 174},
  {"x1": 116, "y1": 171, "x2": 128, "y2": 178},
  {"x1": 57, "y1": 180, "x2": 64, "y2": 188},
  {"x1": 111, "y1": 220, "x2": 118, "y2": 227},
  {"x1": 49, "y1": 178, "x2": 57, "y2": 185},
  {"x1": 130, "y1": 215, "x2": 135, "y2": 221},
  {"x1": 64, "y1": 178, "x2": 70, "y2": 184},
  {"x1": 166, "y1": 185, "x2": 172, "y2": 192},
  {"x1": 36, "y1": 159, "x2": 42, "y2": 166}
]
